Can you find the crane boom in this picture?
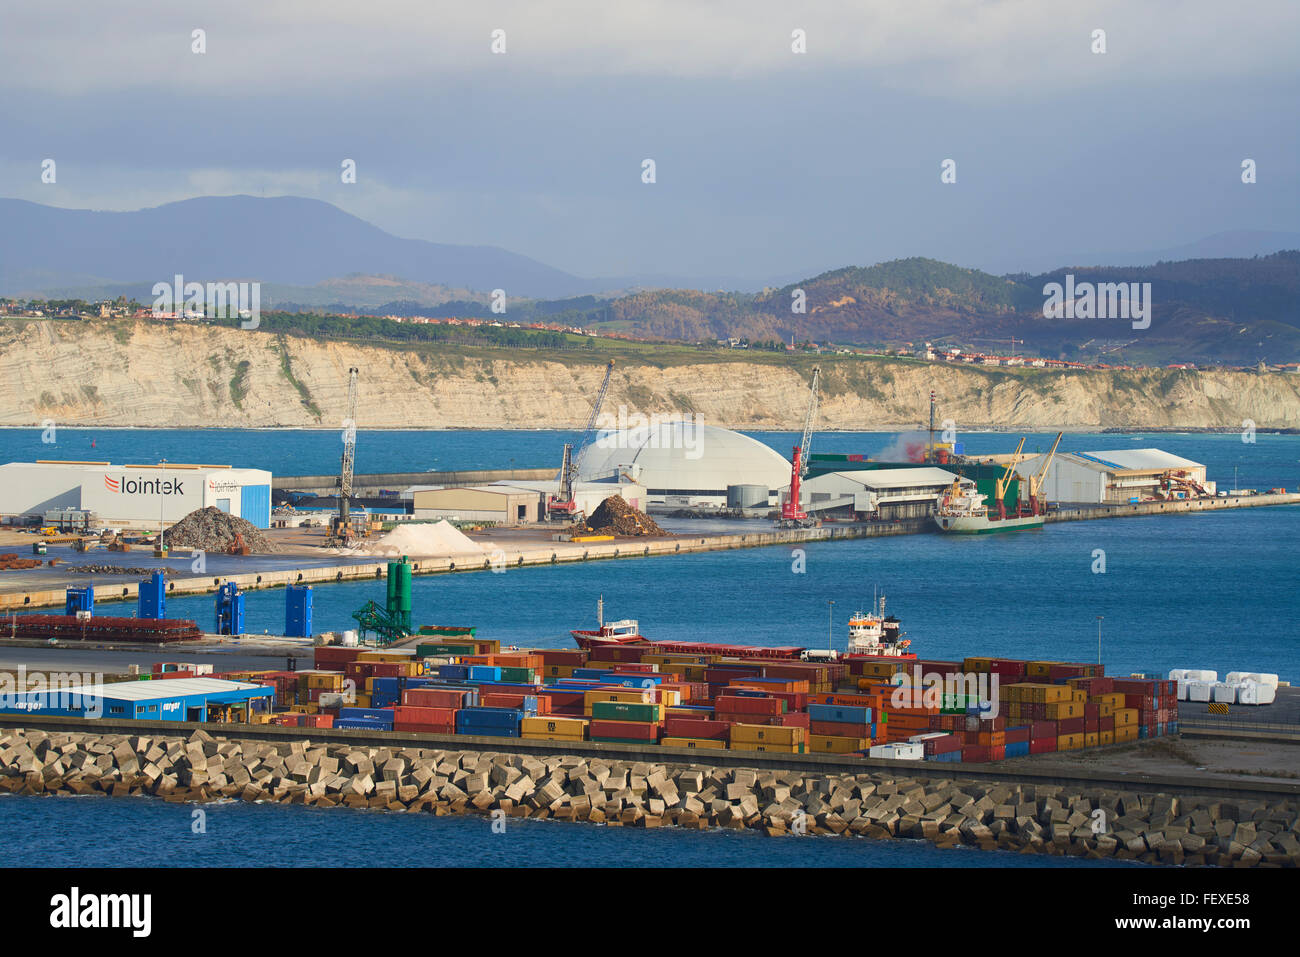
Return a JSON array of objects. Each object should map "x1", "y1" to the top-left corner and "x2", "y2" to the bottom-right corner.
[
  {"x1": 551, "y1": 359, "x2": 615, "y2": 517},
  {"x1": 797, "y1": 367, "x2": 820, "y2": 478},
  {"x1": 993, "y1": 437, "x2": 1026, "y2": 520},
  {"x1": 333, "y1": 367, "x2": 360, "y2": 544}
]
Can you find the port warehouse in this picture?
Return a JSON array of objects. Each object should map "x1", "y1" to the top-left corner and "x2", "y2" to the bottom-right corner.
[
  {"x1": 800, "y1": 468, "x2": 977, "y2": 521},
  {"x1": 1012, "y1": 449, "x2": 1212, "y2": 504},
  {"x1": 0, "y1": 461, "x2": 273, "y2": 529},
  {"x1": 2, "y1": 677, "x2": 272, "y2": 722},
  {"x1": 406, "y1": 479, "x2": 647, "y2": 524},
  {"x1": 0, "y1": 635, "x2": 1181, "y2": 765}
]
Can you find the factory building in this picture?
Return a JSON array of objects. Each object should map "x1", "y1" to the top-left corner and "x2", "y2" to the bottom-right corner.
[
  {"x1": 797, "y1": 467, "x2": 974, "y2": 520},
  {"x1": 0, "y1": 677, "x2": 273, "y2": 722},
  {"x1": 0, "y1": 461, "x2": 273, "y2": 529},
  {"x1": 1014, "y1": 449, "x2": 1211, "y2": 504},
  {"x1": 576, "y1": 421, "x2": 791, "y2": 507}
]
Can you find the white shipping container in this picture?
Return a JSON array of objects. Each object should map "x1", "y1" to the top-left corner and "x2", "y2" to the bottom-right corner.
[
  {"x1": 1210, "y1": 682, "x2": 1236, "y2": 704},
  {"x1": 1186, "y1": 681, "x2": 1213, "y2": 703},
  {"x1": 1226, "y1": 672, "x2": 1279, "y2": 689}
]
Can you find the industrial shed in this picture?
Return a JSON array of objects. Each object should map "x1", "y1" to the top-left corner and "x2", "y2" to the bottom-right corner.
[
  {"x1": 797, "y1": 467, "x2": 973, "y2": 520},
  {"x1": 0, "y1": 677, "x2": 273, "y2": 722},
  {"x1": 411, "y1": 485, "x2": 541, "y2": 524},
  {"x1": 0, "y1": 460, "x2": 272, "y2": 529},
  {"x1": 1014, "y1": 449, "x2": 1211, "y2": 504}
]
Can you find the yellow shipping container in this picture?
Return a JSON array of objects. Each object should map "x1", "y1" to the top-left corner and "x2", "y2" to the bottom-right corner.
[
  {"x1": 583, "y1": 688, "x2": 653, "y2": 706},
  {"x1": 1057, "y1": 732, "x2": 1084, "y2": 751},
  {"x1": 1091, "y1": 692, "x2": 1125, "y2": 709},
  {"x1": 730, "y1": 723, "x2": 805, "y2": 746},
  {"x1": 660, "y1": 736, "x2": 727, "y2": 750},
  {"x1": 808, "y1": 733, "x2": 868, "y2": 754},
  {"x1": 962, "y1": 657, "x2": 993, "y2": 672},
  {"x1": 521, "y1": 716, "x2": 588, "y2": 737},
  {"x1": 1099, "y1": 729, "x2": 1114, "y2": 746},
  {"x1": 1114, "y1": 708, "x2": 1138, "y2": 727},
  {"x1": 1072, "y1": 690, "x2": 1087, "y2": 704},
  {"x1": 354, "y1": 692, "x2": 371, "y2": 708},
  {"x1": 1084, "y1": 732, "x2": 1099, "y2": 748},
  {"x1": 1045, "y1": 700, "x2": 1082, "y2": 719},
  {"x1": 1114, "y1": 725, "x2": 1138, "y2": 743},
  {"x1": 544, "y1": 664, "x2": 575, "y2": 679},
  {"x1": 1027, "y1": 661, "x2": 1059, "y2": 677}
]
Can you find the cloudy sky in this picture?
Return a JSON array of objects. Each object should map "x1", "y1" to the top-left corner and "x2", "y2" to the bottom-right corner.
[{"x1": 1, "y1": 1, "x2": 1296, "y2": 282}]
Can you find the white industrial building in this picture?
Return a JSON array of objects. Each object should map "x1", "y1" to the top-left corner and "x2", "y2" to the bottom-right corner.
[
  {"x1": 0, "y1": 460, "x2": 273, "y2": 529},
  {"x1": 576, "y1": 421, "x2": 791, "y2": 507},
  {"x1": 798, "y1": 467, "x2": 974, "y2": 520},
  {"x1": 1013, "y1": 449, "x2": 1211, "y2": 504}
]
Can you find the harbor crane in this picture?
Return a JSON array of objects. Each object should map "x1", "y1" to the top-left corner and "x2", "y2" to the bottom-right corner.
[
  {"x1": 548, "y1": 359, "x2": 615, "y2": 521},
  {"x1": 993, "y1": 437, "x2": 1026, "y2": 521},
  {"x1": 778, "y1": 366, "x2": 821, "y2": 528},
  {"x1": 329, "y1": 367, "x2": 360, "y2": 546},
  {"x1": 1025, "y1": 432, "x2": 1063, "y2": 515}
]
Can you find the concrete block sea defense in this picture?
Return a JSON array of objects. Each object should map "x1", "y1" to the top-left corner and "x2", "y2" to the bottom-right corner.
[{"x1": 0, "y1": 726, "x2": 1294, "y2": 867}]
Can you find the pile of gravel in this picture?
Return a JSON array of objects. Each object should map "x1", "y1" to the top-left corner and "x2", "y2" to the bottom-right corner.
[
  {"x1": 164, "y1": 507, "x2": 277, "y2": 554},
  {"x1": 67, "y1": 565, "x2": 173, "y2": 577}
]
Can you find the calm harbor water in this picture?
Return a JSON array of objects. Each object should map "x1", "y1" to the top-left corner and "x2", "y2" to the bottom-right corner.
[
  {"x1": 1, "y1": 428, "x2": 1296, "y2": 866},
  {"x1": 0, "y1": 792, "x2": 1133, "y2": 868}
]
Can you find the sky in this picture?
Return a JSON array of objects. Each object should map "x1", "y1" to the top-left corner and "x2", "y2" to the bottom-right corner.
[{"x1": 1, "y1": 1, "x2": 1297, "y2": 284}]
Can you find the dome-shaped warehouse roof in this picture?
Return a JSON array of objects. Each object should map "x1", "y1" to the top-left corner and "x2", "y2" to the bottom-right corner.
[{"x1": 575, "y1": 421, "x2": 792, "y2": 496}]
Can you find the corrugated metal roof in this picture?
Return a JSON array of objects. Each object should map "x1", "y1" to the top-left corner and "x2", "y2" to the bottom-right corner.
[
  {"x1": 47, "y1": 677, "x2": 270, "y2": 701},
  {"x1": 1079, "y1": 449, "x2": 1203, "y2": 472}
]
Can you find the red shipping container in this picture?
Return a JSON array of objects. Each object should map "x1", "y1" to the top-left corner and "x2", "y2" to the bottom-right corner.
[
  {"x1": 1029, "y1": 737, "x2": 1057, "y2": 754},
  {"x1": 923, "y1": 734, "x2": 962, "y2": 755},
  {"x1": 990, "y1": 660, "x2": 1027, "y2": 680},
  {"x1": 605, "y1": 663, "x2": 659, "y2": 675},
  {"x1": 539, "y1": 648, "x2": 588, "y2": 666},
  {"x1": 403, "y1": 688, "x2": 471, "y2": 709},
  {"x1": 1085, "y1": 718, "x2": 1100, "y2": 733},
  {"x1": 394, "y1": 705, "x2": 458, "y2": 725},
  {"x1": 589, "y1": 718, "x2": 659, "y2": 741},
  {"x1": 963, "y1": 745, "x2": 991, "y2": 763},
  {"x1": 394, "y1": 721, "x2": 455, "y2": 734},
  {"x1": 1030, "y1": 720, "x2": 1057, "y2": 739},
  {"x1": 306, "y1": 714, "x2": 335, "y2": 728},
  {"x1": 1126, "y1": 694, "x2": 1155, "y2": 711},
  {"x1": 713, "y1": 695, "x2": 782, "y2": 716},
  {"x1": 1057, "y1": 717, "x2": 1085, "y2": 735},
  {"x1": 1084, "y1": 703, "x2": 1100, "y2": 719},
  {"x1": 314, "y1": 646, "x2": 364, "y2": 669},
  {"x1": 772, "y1": 712, "x2": 809, "y2": 729},
  {"x1": 1099, "y1": 716, "x2": 1115, "y2": 732},
  {"x1": 664, "y1": 716, "x2": 730, "y2": 740},
  {"x1": 1004, "y1": 725, "x2": 1030, "y2": 744},
  {"x1": 810, "y1": 719, "x2": 870, "y2": 737},
  {"x1": 588, "y1": 646, "x2": 647, "y2": 663}
]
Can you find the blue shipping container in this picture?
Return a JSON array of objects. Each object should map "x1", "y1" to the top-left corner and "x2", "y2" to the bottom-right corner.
[
  {"x1": 808, "y1": 703, "x2": 872, "y2": 724},
  {"x1": 240, "y1": 483, "x2": 272, "y2": 529}
]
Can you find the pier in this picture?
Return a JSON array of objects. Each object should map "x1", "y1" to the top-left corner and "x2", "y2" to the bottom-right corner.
[{"x1": 1, "y1": 492, "x2": 1295, "y2": 612}]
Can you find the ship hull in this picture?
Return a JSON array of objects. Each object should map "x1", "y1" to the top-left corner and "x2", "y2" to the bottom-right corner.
[{"x1": 934, "y1": 513, "x2": 1044, "y2": 534}]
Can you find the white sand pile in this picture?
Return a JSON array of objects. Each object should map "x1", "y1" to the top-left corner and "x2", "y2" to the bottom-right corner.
[{"x1": 344, "y1": 520, "x2": 486, "y2": 558}]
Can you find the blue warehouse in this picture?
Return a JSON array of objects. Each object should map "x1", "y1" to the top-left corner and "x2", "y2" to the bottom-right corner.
[{"x1": 1, "y1": 677, "x2": 273, "y2": 723}]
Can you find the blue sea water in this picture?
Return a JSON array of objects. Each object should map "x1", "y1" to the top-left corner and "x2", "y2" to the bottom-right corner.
[
  {"x1": 0, "y1": 792, "x2": 1131, "y2": 867},
  {"x1": 1, "y1": 428, "x2": 1296, "y2": 866}
]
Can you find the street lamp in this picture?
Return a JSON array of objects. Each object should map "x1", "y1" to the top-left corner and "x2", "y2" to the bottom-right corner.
[
  {"x1": 1096, "y1": 615, "x2": 1104, "y2": 665},
  {"x1": 828, "y1": 600, "x2": 835, "y2": 653}
]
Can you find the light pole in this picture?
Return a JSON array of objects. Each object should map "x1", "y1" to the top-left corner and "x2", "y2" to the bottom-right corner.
[
  {"x1": 1096, "y1": 615, "x2": 1104, "y2": 665},
  {"x1": 159, "y1": 458, "x2": 167, "y2": 553},
  {"x1": 828, "y1": 600, "x2": 835, "y2": 653}
]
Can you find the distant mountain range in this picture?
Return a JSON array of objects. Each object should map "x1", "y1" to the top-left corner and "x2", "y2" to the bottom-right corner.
[{"x1": 3, "y1": 195, "x2": 1298, "y2": 363}]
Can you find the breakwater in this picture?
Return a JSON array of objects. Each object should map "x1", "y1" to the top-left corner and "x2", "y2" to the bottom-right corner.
[{"x1": 3, "y1": 725, "x2": 1295, "y2": 867}]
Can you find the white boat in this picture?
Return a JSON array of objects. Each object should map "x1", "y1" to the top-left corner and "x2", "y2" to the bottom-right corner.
[{"x1": 847, "y1": 592, "x2": 910, "y2": 656}]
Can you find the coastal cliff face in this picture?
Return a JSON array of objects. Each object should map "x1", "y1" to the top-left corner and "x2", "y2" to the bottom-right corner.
[{"x1": 3, "y1": 320, "x2": 1299, "y2": 430}]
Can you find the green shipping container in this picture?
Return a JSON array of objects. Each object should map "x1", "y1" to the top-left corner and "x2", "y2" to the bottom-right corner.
[
  {"x1": 499, "y1": 666, "x2": 535, "y2": 683},
  {"x1": 591, "y1": 700, "x2": 660, "y2": 722},
  {"x1": 417, "y1": 643, "x2": 473, "y2": 657}
]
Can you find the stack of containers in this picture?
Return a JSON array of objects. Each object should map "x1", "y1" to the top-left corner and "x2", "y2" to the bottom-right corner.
[
  {"x1": 455, "y1": 706, "x2": 524, "y2": 738},
  {"x1": 806, "y1": 696, "x2": 878, "y2": 753},
  {"x1": 588, "y1": 698, "x2": 662, "y2": 744}
]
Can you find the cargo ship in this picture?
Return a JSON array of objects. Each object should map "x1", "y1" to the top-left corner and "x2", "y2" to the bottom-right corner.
[
  {"x1": 934, "y1": 481, "x2": 1043, "y2": 534},
  {"x1": 571, "y1": 596, "x2": 908, "y2": 662}
]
